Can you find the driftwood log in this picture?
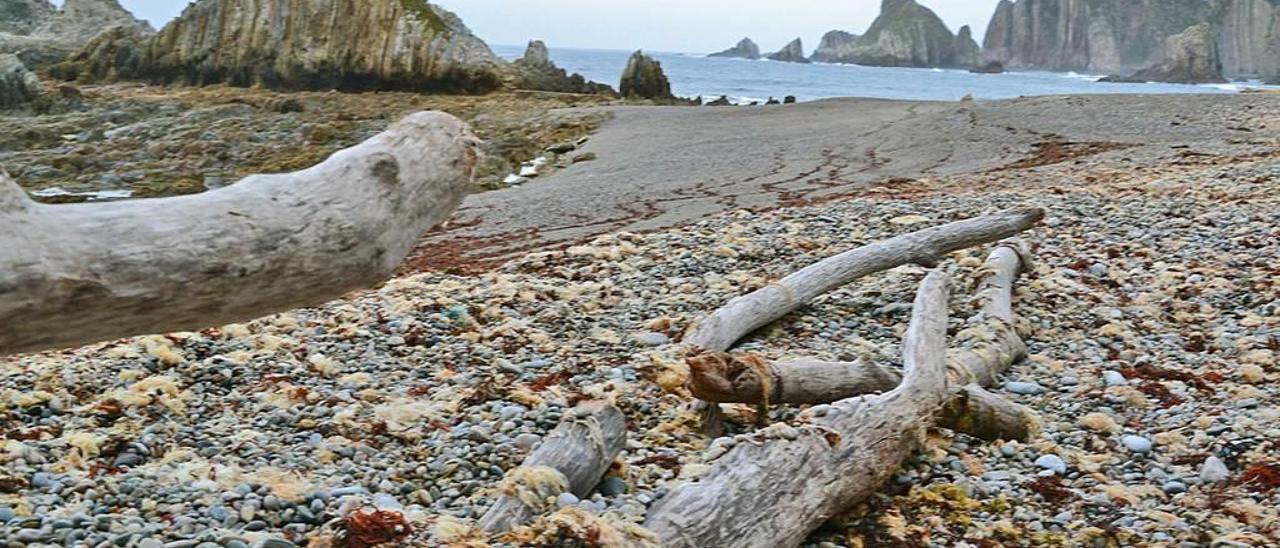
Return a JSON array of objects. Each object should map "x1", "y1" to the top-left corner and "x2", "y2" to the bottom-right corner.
[
  {"x1": 643, "y1": 242, "x2": 1037, "y2": 547},
  {"x1": 480, "y1": 401, "x2": 626, "y2": 533},
  {"x1": 0, "y1": 112, "x2": 479, "y2": 356},
  {"x1": 686, "y1": 208, "x2": 1044, "y2": 432}
]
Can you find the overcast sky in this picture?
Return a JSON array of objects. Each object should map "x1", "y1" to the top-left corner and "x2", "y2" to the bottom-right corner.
[{"x1": 101, "y1": 0, "x2": 1004, "y2": 54}]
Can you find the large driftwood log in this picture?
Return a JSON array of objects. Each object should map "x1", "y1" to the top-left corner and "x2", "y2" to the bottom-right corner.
[
  {"x1": 644, "y1": 242, "x2": 1036, "y2": 547},
  {"x1": 646, "y1": 271, "x2": 953, "y2": 547},
  {"x1": 940, "y1": 384, "x2": 1041, "y2": 442},
  {"x1": 480, "y1": 401, "x2": 626, "y2": 533},
  {"x1": 0, "y1": 112, "x2": 479, "y2": 356}
]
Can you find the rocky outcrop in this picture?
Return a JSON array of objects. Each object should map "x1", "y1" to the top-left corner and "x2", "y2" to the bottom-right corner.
[
  {"x1": 831, "y1": 0, "x2": 977, "y2": 68},
  {"x1": 619, "y1": 50, "x2": 673, "y2": 100},
  {"x1": 767, "y1": 38, "x2": 809, "y2": 63},
  {"x1": 709, "y1": 38, "x2": 761, "y2": 59},
  {"x1": 955, "y1": 25, "x2": 981, "y2": 68},
  {"x1": 969, "y1": 60, "x2": 1005, "y2": 74},
  {"x1": 811, "y1": 30, "x2": 860, "y2": 63},
  {"x1": 981, "y1": 0, "x2": 1278, "y2": 78},
  {"x1": 0, "y1": 52, "x2": 42, "y2": 108},
  {"x1": 0, "y1": 0, "x2": 149, "y2": 68},
  {"x1": 513, "y1": 40, "x2": 614, "y2": 95},
  {"x1": 47, "y1": 24, "x2": 147, "y2": 82},
  {"x1": 1101, "y1": 24, "x2": 1226, "y2": 84},
  {"x1": 139, "y1": 0, "x2": 505, "y2": 92}
]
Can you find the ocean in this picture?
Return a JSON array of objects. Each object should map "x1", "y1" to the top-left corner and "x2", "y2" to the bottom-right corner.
[{"x1": 493, "y1": 44, "x2": 1272, "y2": 104}]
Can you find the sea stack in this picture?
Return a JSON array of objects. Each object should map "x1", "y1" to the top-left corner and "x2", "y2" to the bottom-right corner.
[
  {"x1": 709, "y1": 38, "x2": 761, "y2": 59},
  {"x1": 139, "y1": 0, "x2": 506, "y2": 92},
  {"x1": 767, "y1": 38, "x2": 810, "y2": 63},
  {"x1": 1101, "y1": 24, "x2": 1227, "y2": 84},
  {"x1": 513, "y1": 40, "x2": 614, "y2": 94},
  {"x1": 0, "y1": 52, "x2": 44, "y2": 108},
  {"x1": 811, "y1": 30, "x2": 860, "y2": 63},
  {"x1": 838, "y1": 0, "x2": 974, "y2": 68},
  {"x1": 619, "y1": 50, "x2": 674, "y2": 100}
]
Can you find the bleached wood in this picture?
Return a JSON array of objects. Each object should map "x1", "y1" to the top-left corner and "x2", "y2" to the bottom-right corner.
[
  {"x1": 645, "y1": 272, "x2": 951, "y2": 548},
  {"x1": 0, "y1": 112, "x2": 479, "y2": 356},
  {"x1": 685, "y1": 207, "x2": 1044, "y2": 353},
  {"x1": 644, "y1": 242, "x2": 1036, "y2": 547},
  {"x1": 480, "y1": 401, "x2": 626, "y2": 533},
  {"x1": 940, "y1": 384, "x2": 1041, "y2": 442},
  {"x1": 687, "y1": 352, "x2": 901, "y2": 404}
]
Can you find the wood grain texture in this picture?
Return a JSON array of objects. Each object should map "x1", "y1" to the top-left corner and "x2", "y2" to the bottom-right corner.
[
  {"x1": 480, "y1": 401, "x2": 626, "y2": 533},
  {"x1": 0, "y1": 111, "x2": 479, "y2": 356}
]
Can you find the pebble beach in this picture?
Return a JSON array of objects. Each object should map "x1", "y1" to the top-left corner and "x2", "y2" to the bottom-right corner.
[{"x1": 2, "y1": 122, "x2": 1277, "y2": 546}]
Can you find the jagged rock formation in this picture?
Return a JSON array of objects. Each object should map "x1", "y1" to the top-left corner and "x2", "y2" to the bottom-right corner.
[
  {"x1": 709, "y1": 38, "x2": 761, "y2": 59},
  {"x1": 955, "y1": 25, "x2": 981, "y2": 68},
  {"x1": 827, "y1": 0, "x2": 977, "y2": 68},
  {"x1": 982, "y1": 0, "x2": 1279, "y2": 79},
  {"x1": 1101, "y1": 24, "x2": 1226, "y2": 84},
  {"x1": 139, "y1": 0, "x2": 505, "y2": 92},
  {"x1": 0, "y1": 0, "x2": 149, "y2": 68},
  {"x1": 619, "y1": 50, "x2": 673, "y2": 100},
  {"x1": 47, "y1": 24, "x2": 147, "y2": 82},
  {"x1": 767, "y1": 38, "x2": 810, "y2": 63},
  {"x1": 0, "y1": 52, "x2": 41, "y2": 108},
  {"x1": 513, "y1": 40, "x2": 614, "y2": 95},
  {"x1": 811, "y1": 30, "x2": 860, "y2": 63}
]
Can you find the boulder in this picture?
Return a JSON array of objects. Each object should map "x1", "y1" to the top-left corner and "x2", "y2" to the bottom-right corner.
[
  {"x1": 140, "y1": 0, "x2": 505, "y2": 92},
  {"x1": 1100, "y1": 24, "x2": 1226, "y2": 84},
  {"x1": 708, "y1": 38, "x2": 761, "y2": 60},
  {"x1": 969, "y1": 60, "x2": 1006, "y2": 74},
  {"x1": 619, "y1": 50, "x2": 673, "y2": 100},
  {"x1": 0, "y1": 52, "x2": 42, "y2": 108},
  {"x1": 705, "y1": 95, "x2": 731, "y2": 106},
  {"x1": 767, "y1": 38, "x2": 809, "y2": 63},
  {"x1": 513, "y1": 40, "x2": 614, "y2": 95},
  {"x1": 0, "y1": 0, "x2": 149, "y2": 68},
  {"x1": 811, "y1": 30, "x2": 860, "y2": 63},
  {"x1": 47, "y1": 24, "x2": 147, "y2": 82}
]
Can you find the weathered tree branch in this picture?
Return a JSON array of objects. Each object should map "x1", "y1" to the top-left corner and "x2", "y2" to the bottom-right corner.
[
  {"x1": 644, "y1": 242, "x2": 1038, "y2": 547},
  {"x1": 645, "y1": 271, "x2": 953, "y2": 548},
  {"x1": 684, "y1": 207, "x2": 1044, "y2": 353},
  {"x1": 939, "y1": 384, "x2": 1041, "y2": 442},
  {"x1": 0, "y1": 112, "x2": 479, "y2": 356},
  {"x1": 480, "y1": 401, "x2": 626, "y2": 533}
]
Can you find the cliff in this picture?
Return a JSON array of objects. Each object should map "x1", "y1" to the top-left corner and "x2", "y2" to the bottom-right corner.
[
  {"x1": 982, "y1": 0, "x2": 1278, "y2": 78},
  {"x1": 1102, "y1": 23, "x2": 1226, "y2": 84},
  {"x1": 709, "y1": 38, "x2": 761, "y2": 59},
  {"x1": 0, "y1": 52, "x2": 42, "y2": 108},
  {"x1": 811, "y1": 30, "x2": 860, "y2": 63},
  {"x1": 140, "y1": 0, "x2": 506, "y2": 92},
  {"x1": 767, "y1": 38, "x2": 810, "y2": 63},
  {"x1": 832, "y1": 0, "x2": 976, "y2": 68},
  {"x1": 0, "y1": 0, "x2": 148, "y2": 67}
]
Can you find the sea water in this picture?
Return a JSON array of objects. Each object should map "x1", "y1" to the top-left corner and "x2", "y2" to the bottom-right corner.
[{"x1": 493, "y1": 45, "x2": 1274, "y2": 103}]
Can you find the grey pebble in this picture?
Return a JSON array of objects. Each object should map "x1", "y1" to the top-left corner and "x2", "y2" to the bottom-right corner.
[
  {"x1": 1004, "y1": 381, "x2": 1045, "y2": 395},
  {"x1": 1103, "y1": 371, "x2": 1128, "y2": 387},
  {"x1": 1199, "y1": 457, "x2": 1230, "y2": 483},
  {"x1": 1122, "y1": 435, "x2": 1153, "y2": 453},
  {"x1": 1034, "y1": 455, "x2": 1068, "y2": 475},
  {"x1": 1162, "y1": 481, "x2": 1188, "y2": 495}
]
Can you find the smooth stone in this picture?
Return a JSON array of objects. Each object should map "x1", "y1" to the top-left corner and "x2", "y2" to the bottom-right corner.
[
  {"x1": 1034, "y1": 455, "x2": 1068, "y2": 475},
  {"x1": 1162, "y1": 481, "x2": 1188, "y2": 495},
  {"x1": 555, "y1": 493, "x2": 579, "y2": 508},
  {"x1": 514, "y1": 433, "x2": 541, "y2": 450},
  {"x1": 598, "y1": 477, "x2": 628, "y2": 496},
  {"x1": 1004, "y1": 381, "x2": 1045, "y2": 395},
  {"x1": 0, "y1": 506, "x2": 13, "y2": 522},
  {"x1": 1122, "y1": 435, "x2": 1153, "y2": 453},
  {"x1": 249, "y1": 540, "x2": 297, "y2": 548},
  {"x1": 634, "y1": 332, "x2": 670, "y2": 347},
  {"x1": 1103, "y1": 371, "x2": 1129, "y2": 387},
  {"x1": 1199, "y1": 457, "x2": 1230, "y2": 483}
]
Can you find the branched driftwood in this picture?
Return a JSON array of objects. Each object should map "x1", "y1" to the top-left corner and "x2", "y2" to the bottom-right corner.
[
  {"x1": 685, "y1": 209, "x2": 1044, "y2": 432},
  {"x1": 644, "y1": 241, "x2": 1038, "y2": 547},
  {"x1": 480, "y1": 401, "x2": 626, "y2": 533},
  {"x1": 0, "y1": 112, "x2": 479, "y2": 356},
  {"x1": 646, "y1": 271, "x2": 953, "y2": 547}
]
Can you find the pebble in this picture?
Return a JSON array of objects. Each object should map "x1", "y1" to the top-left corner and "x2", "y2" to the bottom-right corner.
[
  {"x1": 556, "y1": 493, "x2": 579, "y2": 508},
  {"x1": 1122, "y1": 435, "x2": 1153, "y2": 454},
  {"x1": 634, "y1": 332, "x2": 670, "y2": 346},
  {"x1": 1199, "y1": 456, "x2": 1230, "y2": 483},
  {"x1": 1162, "y1": 481, "x2": 1188, "y2": 495},
  {"x1": 1004, "y1": 381, "x2": 1045, "y2": 395},
  {"x1": 1034, "y1": 455, "x2": 1068, "y2": 475},
  {"x1": 1103, "y1": 370, "x2": 1128, "y2": 387},
  {"x1": 598, "y1": 477, "x2": 628, "y2": 496}
]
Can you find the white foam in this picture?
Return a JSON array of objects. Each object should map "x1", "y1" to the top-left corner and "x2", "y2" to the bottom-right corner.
[{"x1": 31, "y1": 187, "x2": 133, "y2": 201}]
